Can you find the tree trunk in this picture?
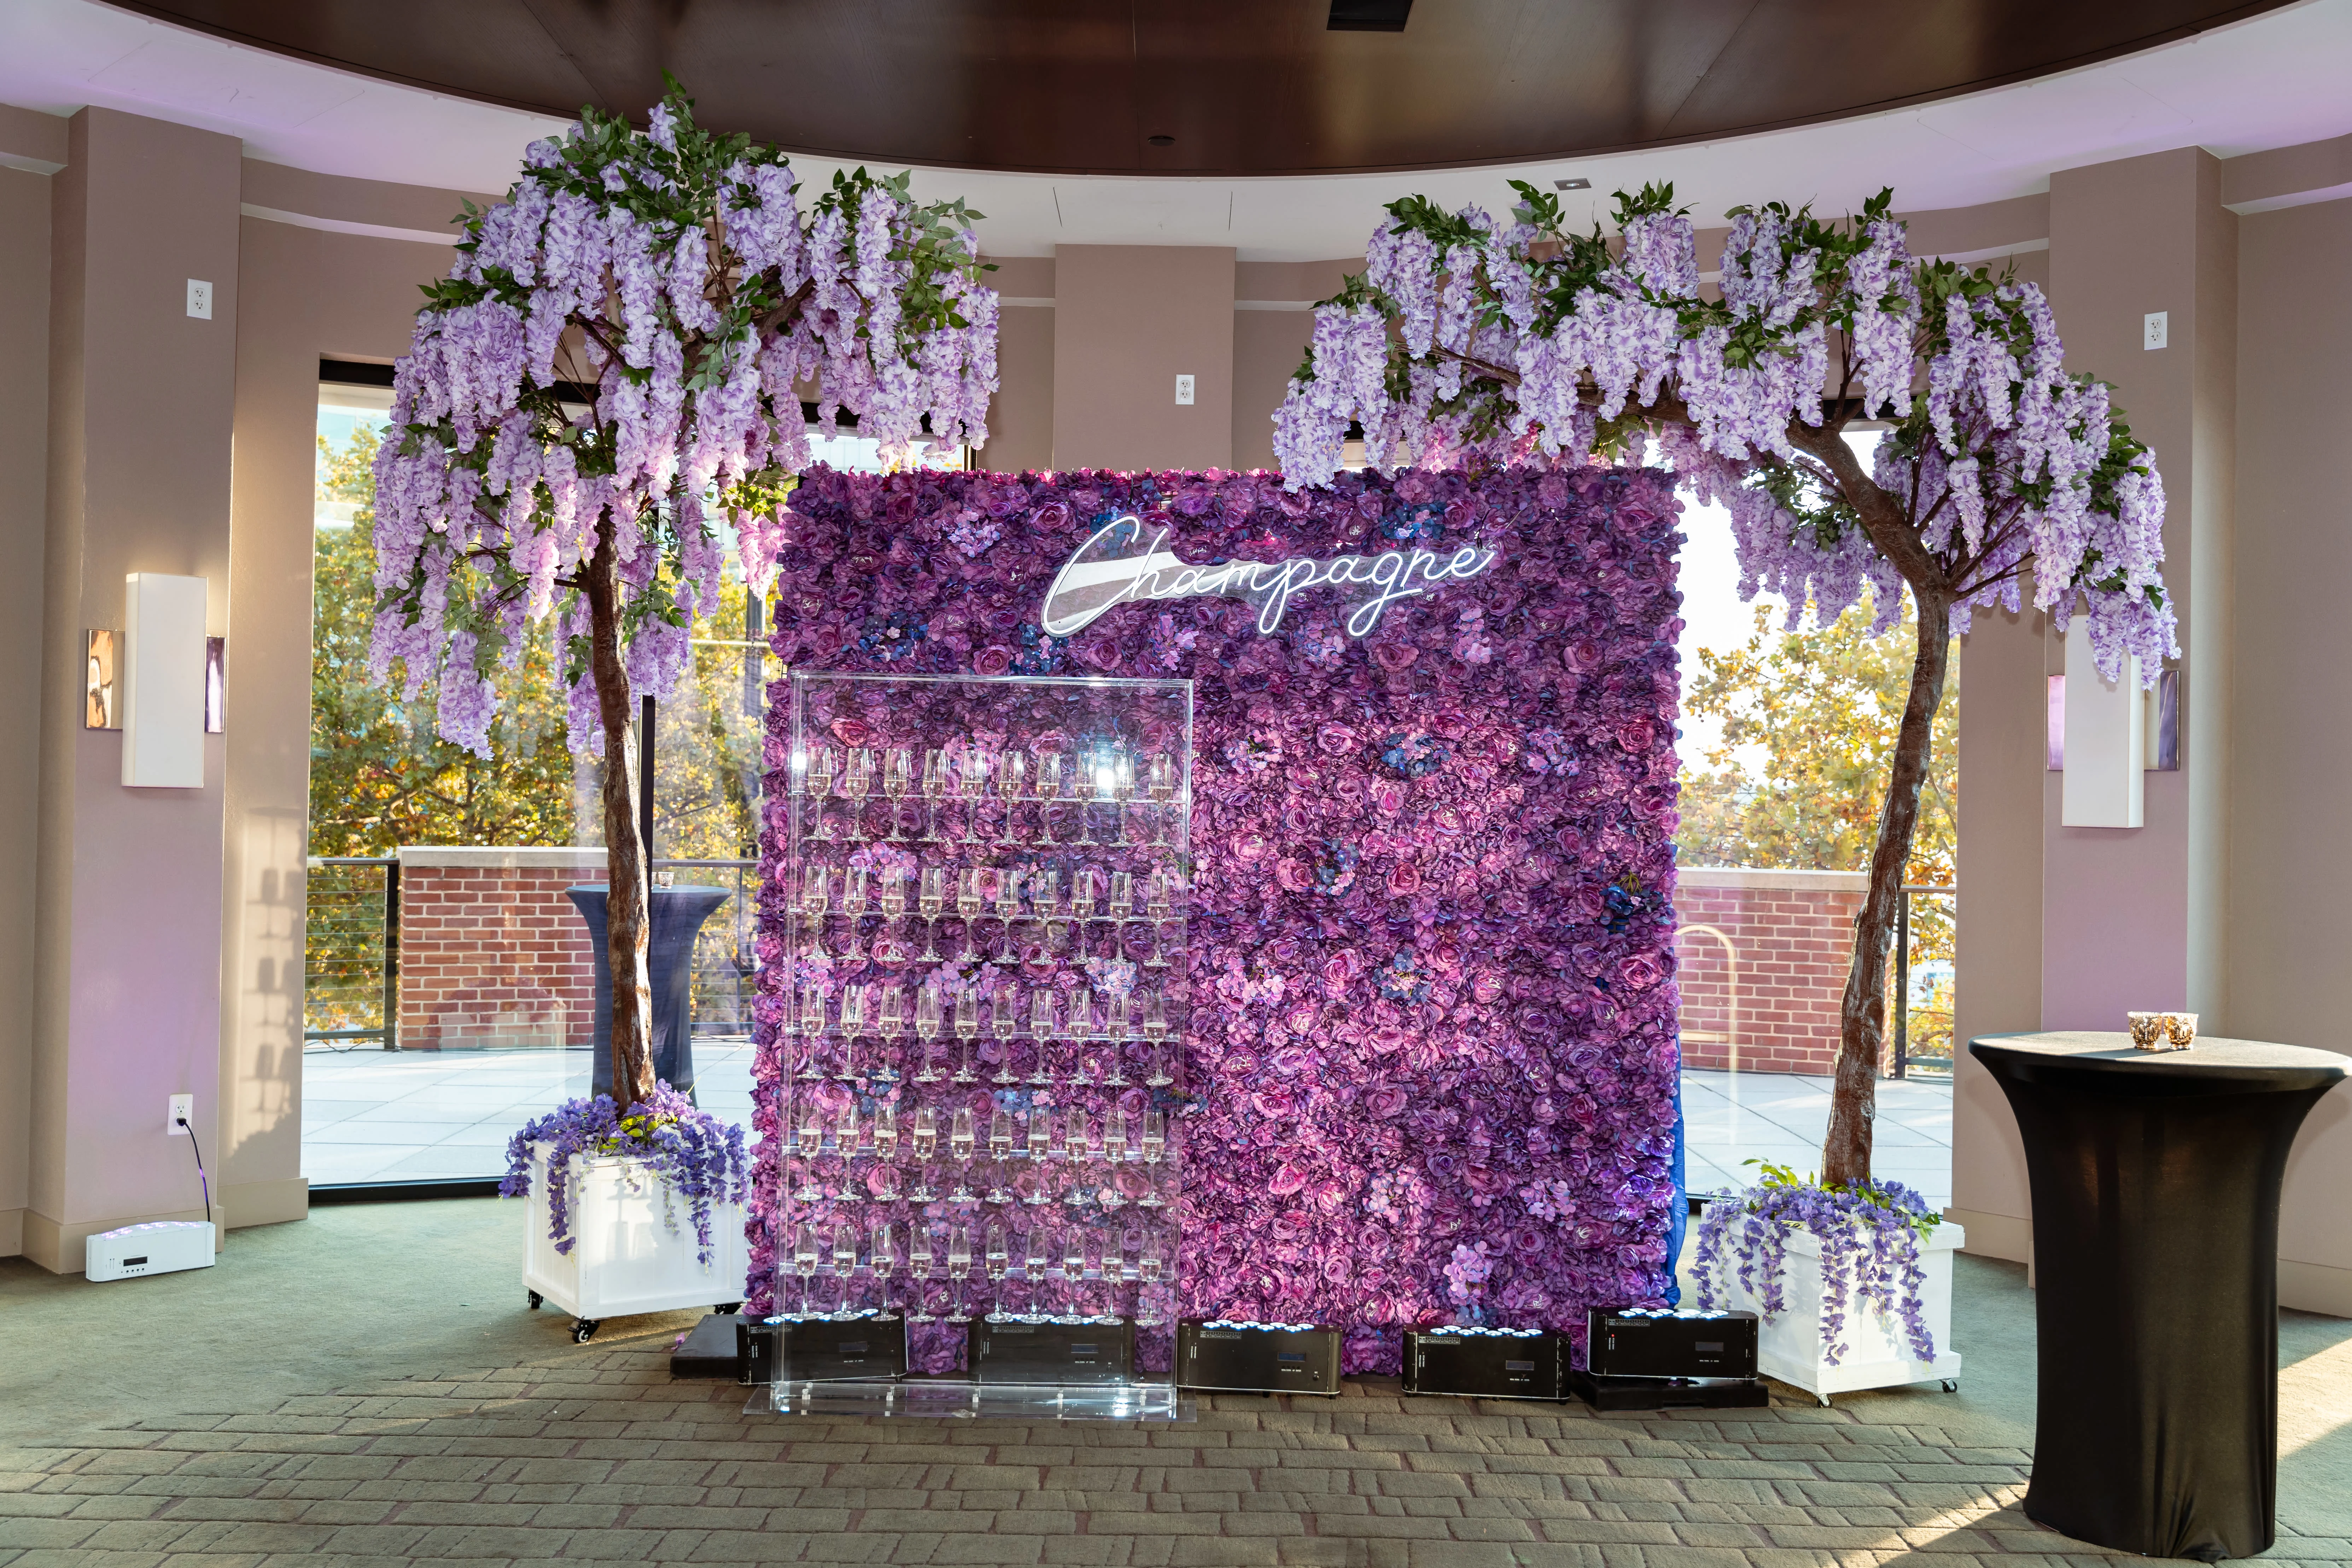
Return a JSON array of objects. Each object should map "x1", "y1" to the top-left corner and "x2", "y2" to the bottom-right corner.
[
  {"x1": 585, "y1": 520, "x2": 655, "y2": 1115},
  {"x1": 1819, "y1": 594, "x2": 1952, "y2": 1190}
]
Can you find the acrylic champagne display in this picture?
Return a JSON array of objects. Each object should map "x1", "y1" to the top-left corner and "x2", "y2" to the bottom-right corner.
[{"x1": 771, "y1": 671, "x2": 1193, "y2": 1417}]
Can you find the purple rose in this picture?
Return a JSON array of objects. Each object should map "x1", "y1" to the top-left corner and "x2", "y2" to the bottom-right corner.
[
  {"x1": 1386, "y1": 863, "x2": 1422, "y2": 896},
  {"x1": 1372, "y1": 642, "x2": 1418, "y2": 672},
  {"x1": 973, "y1": 644, "x2": 1013, "y2": 676},
  {"x1": 1315, "y1": 723, "x2": 1357, "y2": 757},
  {"x1": 1275, "y1": 858, "x2": 1311, "y2": 893}
]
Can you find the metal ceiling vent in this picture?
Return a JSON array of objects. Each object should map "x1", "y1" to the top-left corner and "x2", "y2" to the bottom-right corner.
[{"x1": 1329, "y1": 0, "x2": 1412, "y2": 32}]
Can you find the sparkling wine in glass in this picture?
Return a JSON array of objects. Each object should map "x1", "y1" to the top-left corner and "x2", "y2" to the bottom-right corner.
[
  {"x1": 952, "y1": 988, "x2": 980, "y2": 1082},
  {"x1": 1028, "y1": 988, "x2": 1056, "y2": 1084},
  {"x1": 914, "y1": 985, "x2": 943, "y2": 1083},
  {"x1": 1026, "y1": 1105, "x2": 1050, "y2": 1164},
  {"x1": 883, "y1": 747, "x2": 913, "y2": 840},
  {"x1": 840, "y1": 867, "x2": 869, "y2": 961},
  {"x1": 800, "y1": 865, "x2": 830, "y2": 962},
  {"x1": 918, "y1": 866, "x2": 946, "y2": 961},
  {"x1": 1143, "y1": 992, "x2": 1172, "y2": 1085},
  {"x1": 869, "y1": 1220, "x2": 896, "y2": 1313},
  {"x1": 806, "y1": 748, "x2": 835, "y2": 840},
  {"x1": 991, "y1": 986, "x2": 1019, "y2": 1083},
  {"x1": 991, "y1": 868, "x2": 1022, "y2": 966},
  {"x1": 1067, "y1": 989, "x2": 1095, "y2": 1084},
  {"x1": 920, "y1": 748, "x2": 948, "y2": 841},
  {"x1": 1024, "y1": 1226, "x2": 1052, "y2": 1317},
  {"x1": 984, "y1": 1223, "x2": 1009, "y2": 1319},
  {"x1": 1035, "y1": 753, "x2": 1063, "y2": 845},
  {"x1": 835, "y1": 983, "x2": 865, "y2": 1081},
  {"x1": 831, "y1": 1222, "x2": 858, "y2": 1314},
  {"x1": 910, "y1": 1106, "x2": 938, "y2": 1200},
  {"x1": 956, "y1": 868, "x2": 983, "y2": 962},
  {"x1": 1069, "y1": 867, "x2": 1097, "y2": 959},
  {"x1": 796, "y1": 987, "x2": 827, "y2": 1079},
  {"x1": 1062, "y1": 1110, "x2": 1091, "y2": 1207},
  {"x1": 1139, "y1": 1111, "x2": 1166, "y2": 1207},
  {"x1": 906, "y1": 1225, "x2": 936, "y2": 1322},
  {"x1": 879, "y1": 867, "x2": 908, "y2": 961},
  {"x1": 1031, "y1": 868, "x2": 1062, "y2": 958},
  {"x1": 987, "y1": 1108, "x2": 1014, "y2": 1202},
  {"x1": 1064, "y1": 1225, "x2": 1091, "y2": 1321},
  {"x1": 1104, "y1": 993, "x2": 1131, "y2": 1086},
  {"x1": 874, "y1": 1102, "x2": 899, "y2": 1161},
  {"x1": 793, "y1": 1222, "x2": 821, "y2": 1314},
  {"x1": 878, "y1": 985, "x2": 905, "y2": 1074},
  {"x1": 841, "y1": 747, "x2": 874, "y2": 842},
  {"x1": 960, "y1": 750, "x2": 991, "y2": 845},
  {"x1": 949, "y1": 1106, "x2": 976, "y2": 1199},
  {"x1": 947, "y1": 1225, "x2": 973, "y2": 1323},
  {"x1": 1137, "y1": 1230, "x2": 1165, "y2": 1324},
  {"x1": 995, "y1": 749, "x2": 1027, "y2": 846}
]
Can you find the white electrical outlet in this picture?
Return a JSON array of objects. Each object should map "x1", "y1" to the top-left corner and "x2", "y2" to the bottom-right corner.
[
  {"x1": 186, "y1": 280, "x2": 213, "y2": 320},
  {"x1": 1174, "y1": 373, "x2": 1195, "y2": 406},
  {"x1": 168, "y1": 1094, "x2": 193, "y2": 1135},
  {"x1": 2143, "y1": 311, "x2": 2168, "y2": 350}
]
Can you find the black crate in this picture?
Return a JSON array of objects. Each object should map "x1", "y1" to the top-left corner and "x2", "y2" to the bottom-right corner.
[
  {"x1": 1176, "y1": 1319, "x2": 1341, "y2": 1395},
  {"x1": 1567, "y1": 1368, "x2": 1770, "y2": 1411},
  {"x1": 744, "y1": 1314, "x2": 907, "y2": 1384},
  {"x1": 1585, "y1": 1308, "x2": 1758, "y2": 1380},
  {"x1": 1403, "y1": 1328, "x2": 1564, "y2": 1401},
  {"x1": 669, "y1": 1312, "x2": 745, "y2": 1379},
  {"x1": 968, "y1": 1317, "x2": 1137, "y2": 1385}
]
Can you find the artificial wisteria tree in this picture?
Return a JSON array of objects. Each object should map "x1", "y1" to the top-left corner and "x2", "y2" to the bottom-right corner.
[
  {"x1": 371, "y1": 84, "x2": 999, "y2": 1112},
  {"x1": 1274, "y1": 183, "x2": 2173, "y2": 1188}
]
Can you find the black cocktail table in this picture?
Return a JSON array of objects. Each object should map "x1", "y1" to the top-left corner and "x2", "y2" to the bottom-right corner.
[{"x1": 1971, "y1": 1031, "x2": 2345, "y2": 1562}]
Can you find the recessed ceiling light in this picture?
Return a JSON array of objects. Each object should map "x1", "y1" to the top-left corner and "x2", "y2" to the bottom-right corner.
[
  {"x1": 1147, "y1": 134, "x2": 1175, "y2": 147},
  {"x1": 1329, "y1": 0, "x2": 1411, "y2": 31},
  {"x1": 1554, "y1": 177, "x2": 1592, "y2": 191}
]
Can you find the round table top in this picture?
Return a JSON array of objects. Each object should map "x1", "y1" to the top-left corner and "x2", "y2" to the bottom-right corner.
[{"x1": 1971, "y1": 1031, "x2": 2347, "y2": 1089}]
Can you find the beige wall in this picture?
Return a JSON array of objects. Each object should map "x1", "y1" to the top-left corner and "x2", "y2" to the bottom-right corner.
[
  {"x1": 0, "y1": 163, "x2": 51, "y2": 1259},
  {"x1": 1051, "y1": 245, "x2": 1236, "y2": 471},
  {"x1": 2225, "y1": 193, "x2": 2352, "y2": 1313}
]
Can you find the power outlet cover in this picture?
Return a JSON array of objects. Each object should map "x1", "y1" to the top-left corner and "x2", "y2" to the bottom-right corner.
[{"x1": 168, "y1": 1094, "x2": 193, "y2": 1135}]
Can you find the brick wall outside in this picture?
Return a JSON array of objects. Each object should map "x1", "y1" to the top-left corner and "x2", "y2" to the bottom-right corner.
[
  {"x1": 1673, "y1": 867, "x2": 1867, "y2": 1076},
  {"x1": 396, "y1": 847, "x2": 607, "y2": 1050}
]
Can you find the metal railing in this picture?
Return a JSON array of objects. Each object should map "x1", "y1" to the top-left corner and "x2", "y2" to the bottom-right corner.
[
  {"x1": 302, "y1": 854, "x2": 761, "y2": 1051},
  {"x1": 1892, "y1": 884, "x2": 1956, "y2": 1078}
]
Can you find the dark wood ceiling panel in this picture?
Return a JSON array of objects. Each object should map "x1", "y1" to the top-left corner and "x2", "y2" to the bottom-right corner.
[{"x1": 111, "y1": 0, "x2": 2296, "y2": 175}]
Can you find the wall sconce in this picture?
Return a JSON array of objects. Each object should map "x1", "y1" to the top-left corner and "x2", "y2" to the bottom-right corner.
[
  {"x1": 2049, "y1": 619, "x2": 2180, "y2": 828},
  {"x1": 2046, "y1": 667, "x2": 2179, "y2": 774},
  {"x1": 109, "y1": 573, "x2": 210, "y2": 788}
]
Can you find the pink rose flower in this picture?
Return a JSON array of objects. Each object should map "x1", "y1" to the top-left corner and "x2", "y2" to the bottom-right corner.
[
  {"x1": 1386, "y1": 862, "x2": 1422, "y2": 896},
  {"x1": 1274, "y1": 858, "x2": 1311, "y2": 893},
  {"x1": 973, "y1": 644, "x2": 1013, "y2": 677}
]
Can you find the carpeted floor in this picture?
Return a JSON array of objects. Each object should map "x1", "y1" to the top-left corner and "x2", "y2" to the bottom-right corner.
[{"x1": 2, "y1": 1199, "x2": 2347, "y2": 1566}]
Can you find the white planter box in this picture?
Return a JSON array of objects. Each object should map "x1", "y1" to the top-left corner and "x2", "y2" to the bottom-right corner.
[
  {"x1": 522, "y1": 1150, "x2": 748, "y2": 1338},
  {"x1": 1710, "y1": 1218, "x2": 1964, "y2": 1405}
]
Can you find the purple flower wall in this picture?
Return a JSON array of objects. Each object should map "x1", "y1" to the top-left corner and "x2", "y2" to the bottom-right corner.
[{"x1": 751, "y1": 464, "x2": 1685, "y2": 1372}]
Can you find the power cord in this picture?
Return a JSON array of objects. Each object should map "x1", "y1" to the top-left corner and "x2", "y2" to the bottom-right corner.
[{"x1": 176, "y1": 1115, "x2": 213, "y2": 1231}]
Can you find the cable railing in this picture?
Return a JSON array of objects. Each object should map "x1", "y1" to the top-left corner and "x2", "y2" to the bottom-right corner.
[{"x1": 303, "y1": 854, "x2": 762, "y2": 1051}]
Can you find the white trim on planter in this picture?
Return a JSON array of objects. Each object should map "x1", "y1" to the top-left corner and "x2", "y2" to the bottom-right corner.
[
  {"x1": 1710, "y1": 1220, "x2": 1964, "y2": 1405},
  {"x1": 522, "y1": 1151, "x2": 748, "y2": 1333}
]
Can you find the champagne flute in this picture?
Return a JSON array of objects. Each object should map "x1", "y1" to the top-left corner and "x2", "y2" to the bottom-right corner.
[
  {"x1": 1068, "y1": 867, "x2": 1097, "y2": 961},
  {"x1": 947, "y1": 1225, "x2": 973, "y2": 1323},
  {"x1": 874, "y1": 1102, "x2": 899, "y2": 1162},
  {"x1": 1031, "y1": 868, "x2": 1063, "y2": 959},
  {"x1": 1147, "y1": 753, "x2": 1175, "y2": 846},
  {"x1": 800, "y1": 865, "x2": 830, "y2": 962},
  {"x1": 910, "y1": 1105, "x2": 938, "y2": 1200},
  {"x1": 956, "y1": 867, "x2": 983, "y2": 962},
  {"x1": 949, "y1": 1105, "x2": 976, "y2": 1199},
  {"x1": 1137, "y1": 1230, "x2": 1165, "y2": 1325},
  {"x1": 991, "y1": 868, "x2": 1022, "y2": 966},
  {"x1": 987, "y1": 1108, "x2": 1014, "y2": 1202},
  {"x1": 1109, "y1": 747, "x2": 1136, "y2": 847},
  {"x1": 1062, "y1": 1110, "x2": 1091, "y2": 1208},
  {"x1": 796, "y1": 987, "x2": 827, "y2": 1080},
  {"x1": 1025, "y1": 1105, "x2": 1051, "y2": 1171},
  {"x1": 918, "y1": 865, "x2": 946, "y2": 961},
  {"x1": 914, "y1": 985, "x2": 943, "y2": 1084},
  {"x1": 991, "y1": 985, "x2": 1019, "y2": 1084},
  {"x1": 995, "y1": 749, "x2": 1027, "y2": 846},
  {"x1": 960, "y1": 750, "x2": 991, "y2": 845},
  {"x1": 1144, "y1": 872, "x2": 1172, "y2": 969},
  {"x1": 1105, "y1": 993, "x2": 1131, "y2": 1086},
  {"x1": 920, "y1": 748, "x2": 948, "y2": 841},
  {"x1": 1074, "y1": 752, "x2": 1101, "y2": 847},
  {"x1": 1024, "y1": 1226, "x2": 1052, "y2": 1319},
  {"x1": 879, "y1": 867, "x2": 908, "y2": 962},
  {"x1": 984, "y1": 1223, "x2": 1009, "y2": 1319},
  {"x1": 793, "y1": 1222, "x2": 821, "y2": 1314},
  {"x1": 1067, "y1": 989, "x2": 1095, "y2": 1085},
  {"x1": 952, "y1": 989, "x2": 980, "y2": 1083},
  {"x1": 1140, "y1": 1111, "x2": 1166, "y2": 1202},
  {"x1": 831, "y1": 1221, "x2": 858, "y2": 1315},
  {"x1": 791, "y1": 1101, "x2": 824, "y2": 1202},
  {"x1": 833, "y1": 1102, "x2": 861, "y2": 1202},
  {"x1": 1099, "y1": 1104, "x2": 1128, "y2": 1207},
  {"x1": 1035, "y1": 752, "x2": 1063, "y2": 846},
  {"x1": 1143, "y1": 992, "x2": 1172, "y2": 1086},
  {"x1": 907, "y1": 1225, "x2": 936, "y2": 1322},
  {"x1": 806, "y1": 748, "x2": 835, "y2": 841},
  {"x1": 841, "y1": 747, "x2": 873, "y2": 842},
  {"x1": 835, "y1": 983, "x2": 865, "y2": 1082},
  {"x1": 883, "y1": 747, "x2": 913, "y2": 840},
  {"x1": 1028, "y1": 988, "x2": 1056, "y2": 1085},
  {"x1": 877, "y1": 986, "x2": 905, "y2": 1077},
  {"x1": 870, "y1": 1220, "x2": 897, "y2": 1315},
  {"x1": 1064, "y1": 1225, "x2": 1091, "y2": 1321},
  {"x1": 840, "y1": 867, "x2": 869, "y2": 961}
]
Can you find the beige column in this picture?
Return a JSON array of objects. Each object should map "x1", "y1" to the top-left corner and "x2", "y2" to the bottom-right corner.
[{"x1": 29, "y1": 107, "x2": 240, "y2": 1270}]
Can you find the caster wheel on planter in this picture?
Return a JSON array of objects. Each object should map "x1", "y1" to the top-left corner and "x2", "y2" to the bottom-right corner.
[
  {"x1": 715, "y1": 1301, "x2": 742, "y2": 1315},
  {"x1": 573, "y1": 1318, "x2": 601, "y2": 1343},
  {"x1": 1817, "y1": 1394, "x2": 1832, "y2": 1408},
  {"x1": 1941, "y1": 1378, "x2": 1960, "y2": 1393},
  {"x1": 526, "y1": 1291, "x2": 543, "y2": 1310}
]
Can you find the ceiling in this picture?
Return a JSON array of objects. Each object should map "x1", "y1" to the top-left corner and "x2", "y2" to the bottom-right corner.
[
  {"x1": 5, "y1": 1, "x2": 2352, "y2": 260},
  {"x1": 95, "y1": 0, "x2": 2301, "y2": 176}
]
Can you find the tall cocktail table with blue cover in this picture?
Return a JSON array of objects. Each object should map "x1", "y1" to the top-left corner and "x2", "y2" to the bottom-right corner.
[{"x1": 1971, "y1": 1031, "x2": 2345, "y2": 1562}]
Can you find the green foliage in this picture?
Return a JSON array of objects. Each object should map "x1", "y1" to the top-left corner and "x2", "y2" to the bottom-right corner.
[{"x1": 1741, "y1": 1159, "x2": 1941, "y2": 1237}]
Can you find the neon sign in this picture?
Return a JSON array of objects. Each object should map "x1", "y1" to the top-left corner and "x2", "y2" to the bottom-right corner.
[{"x1": 1039, "y1": 514, "x2": 1496, "y2": 640}]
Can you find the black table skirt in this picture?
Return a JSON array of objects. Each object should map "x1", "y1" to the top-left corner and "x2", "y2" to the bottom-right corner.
[
  {"x1": 568, "y1": 884, "x2": 731, "y2": 1098},
  {"x1": 1972, "y1": 1032, "x2": 2345, "y2": 1562}
]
